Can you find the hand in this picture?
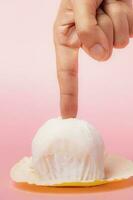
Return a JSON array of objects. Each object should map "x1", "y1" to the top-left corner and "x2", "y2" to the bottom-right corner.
[{"x1": 53, "y1": 0, "x2": 133, "y2": 118}]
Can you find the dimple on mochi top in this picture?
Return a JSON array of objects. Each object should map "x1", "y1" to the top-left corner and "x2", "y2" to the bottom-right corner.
[{"x1": 32, "y1": 118, "x2": 105, "y2": 184}]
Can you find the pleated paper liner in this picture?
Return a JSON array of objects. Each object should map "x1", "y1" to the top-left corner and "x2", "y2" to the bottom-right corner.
[{"x1": 10, "y1": 154, "x2": 133, "y2": 187}]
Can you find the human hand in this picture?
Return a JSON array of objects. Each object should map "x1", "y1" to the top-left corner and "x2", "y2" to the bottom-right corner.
[{"x1": 53, "y1": 0, "x2": 133, "y2": 118}]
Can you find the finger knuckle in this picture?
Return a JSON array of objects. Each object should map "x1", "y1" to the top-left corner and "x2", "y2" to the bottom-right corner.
[
  {"x1": 76, "y1": 26, "x2": 89, "y2": 37},
  {"x1": 104, "y1": 1, "x2": 127, "y2": 17},
  {"x1": 58, "y1": 68, "x2": 77, "y2": 77},
  {"x1": 53, "y1": 23, "x2": 66, "y2": 45},
  {"x1": 98, "y1": 15, "x2": 113, "y2": 27},
  {"x1": 108, "y1": 4, "x2": 123, "y2": 16},
  {"x1": 77, "y1": 25, "x2": 95, "y2": 40}
]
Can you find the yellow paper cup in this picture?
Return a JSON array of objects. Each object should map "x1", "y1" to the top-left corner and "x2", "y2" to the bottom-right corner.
[{"x1": 10, "y1": 154, "x2": 133, "y2": 187}]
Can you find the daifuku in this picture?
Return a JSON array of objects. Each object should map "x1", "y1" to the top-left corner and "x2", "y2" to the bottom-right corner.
[
  {"x1": 31, "y1": 118, "x2": 105, "y2": 184},
  {"x1": 10, "y1": 117, "x2": 133, "y2": 187}
]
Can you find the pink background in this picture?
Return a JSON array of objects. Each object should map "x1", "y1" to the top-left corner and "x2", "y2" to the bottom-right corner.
[{"x1": 0, "y1": 0, "x2": 133, "y2": 199}]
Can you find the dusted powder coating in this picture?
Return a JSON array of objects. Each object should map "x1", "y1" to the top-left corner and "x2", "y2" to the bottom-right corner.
[{"x1": 32, "y1": 118, "x2": 105, "y2": 184}]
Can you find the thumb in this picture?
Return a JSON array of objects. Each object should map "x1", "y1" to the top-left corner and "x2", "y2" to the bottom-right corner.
[{"x1": 72, "y1": 0, "x2": 110, "y2": 61}]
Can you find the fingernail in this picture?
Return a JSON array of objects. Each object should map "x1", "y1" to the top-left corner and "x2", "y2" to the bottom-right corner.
[{"x1": 90, "y1": 44, "x2": 106, "y2": 60}]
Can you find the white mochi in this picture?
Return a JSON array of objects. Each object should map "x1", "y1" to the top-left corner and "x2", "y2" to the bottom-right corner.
[{"x1": 32, "y1": 118, "x2": 105, "y2": 184}]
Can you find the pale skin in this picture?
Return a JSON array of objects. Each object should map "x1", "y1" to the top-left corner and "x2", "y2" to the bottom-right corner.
[{"x1": 53, "y1": 0, "x2": 133, "y2": 118}]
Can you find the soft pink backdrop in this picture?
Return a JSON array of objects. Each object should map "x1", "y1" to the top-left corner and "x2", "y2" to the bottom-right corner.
[{"x1": 0, "y1": 0, "x2": 133, "y2": 199}]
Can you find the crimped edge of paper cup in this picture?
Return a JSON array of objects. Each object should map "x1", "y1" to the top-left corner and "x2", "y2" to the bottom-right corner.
[{"x1": 10, "y1": 154, "x2": 133, "y2": 187}]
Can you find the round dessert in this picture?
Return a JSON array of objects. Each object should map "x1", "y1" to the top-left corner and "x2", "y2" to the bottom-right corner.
[{"x1": 32, "y1": 118, "x2": 105, "y2": 184}]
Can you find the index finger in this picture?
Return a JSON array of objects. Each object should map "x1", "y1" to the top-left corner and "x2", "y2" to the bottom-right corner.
[{"x1": 54, "y1": 42, "x2": 79, "y2": 119}]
